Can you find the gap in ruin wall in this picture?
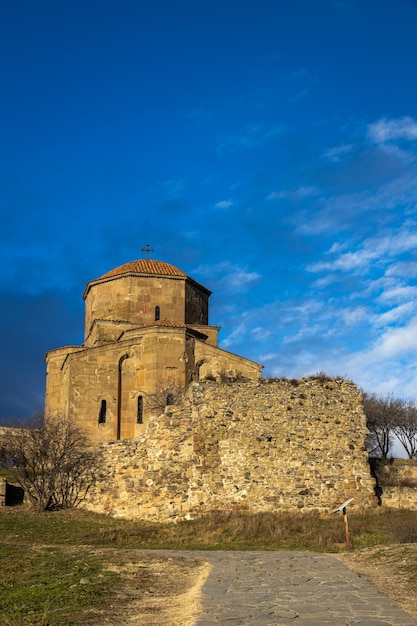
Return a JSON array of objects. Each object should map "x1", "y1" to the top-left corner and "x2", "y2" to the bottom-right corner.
[{"x1": 83, "y1": 378, "x2": 378, "y2": 521}]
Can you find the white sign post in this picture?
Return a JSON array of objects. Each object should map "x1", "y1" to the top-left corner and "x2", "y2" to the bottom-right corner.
[{"x1": 333, "y1": 497, "x2": 354, "y2": 550}]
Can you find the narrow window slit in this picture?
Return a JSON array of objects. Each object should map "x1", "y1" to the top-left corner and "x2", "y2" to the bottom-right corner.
[
  {"x1": 137, "y1": 395, "x2": 143, "y2": 424},
  {"x1": 99, "y1": 399, "x2": 107, "y2": 424}
]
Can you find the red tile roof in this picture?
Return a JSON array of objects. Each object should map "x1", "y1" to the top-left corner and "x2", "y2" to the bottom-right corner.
[
  {"x1": 136, "y1": 319, "x2": 186, "y2": 328},
  {"x1": 99, "y1": 259, "x2": 187, "y2": 279}
]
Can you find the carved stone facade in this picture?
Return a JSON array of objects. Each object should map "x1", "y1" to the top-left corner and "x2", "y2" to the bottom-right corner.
[
  {"x1": 44, "y1": 259, "x2": 262, "y2": 443},
  {"x1": 82, "y1": 378, "x2": 379, "y2": 521}
]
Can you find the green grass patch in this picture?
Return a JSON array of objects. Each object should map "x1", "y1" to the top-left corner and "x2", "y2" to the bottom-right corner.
[{"x1": 0, "y1": 543, "x2": 121, "y2": 625}]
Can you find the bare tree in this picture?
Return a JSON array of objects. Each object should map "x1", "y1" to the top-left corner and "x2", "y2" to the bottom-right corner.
[
  {"x1": 1, "y1": 414, "x2": 101, "y2": 511},
  {"x1": 145, "y1": 380, "x2": 184, "y2": 414},
  {"x1": 363, "y1": 393, "x2": 404, "y2": 459},
  {"x1": 394, "y1": 400, "x2": 417, "y2": 459}
]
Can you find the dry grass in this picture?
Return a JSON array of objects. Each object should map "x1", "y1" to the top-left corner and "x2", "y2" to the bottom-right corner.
[
  {"x1": 1, "y1": 506, "x2": 417, "y2": 551},
  {"x1": 339, "y1": 544, "x2": 417, "y2": 618}
]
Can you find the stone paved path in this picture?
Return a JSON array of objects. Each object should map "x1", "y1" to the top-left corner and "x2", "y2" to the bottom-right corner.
[{"x1": 153, "y1": 550, "x2": 417, "y2": 625}]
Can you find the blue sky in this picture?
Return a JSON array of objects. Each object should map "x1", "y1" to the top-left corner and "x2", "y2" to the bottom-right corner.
[{"x1": 2, "y1": 0, "x2": 417, "y2": 421}]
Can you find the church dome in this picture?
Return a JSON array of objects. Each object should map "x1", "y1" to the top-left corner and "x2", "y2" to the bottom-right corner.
[{"x1": 99, "y1": 259, "x2": 187, "y2": 280}]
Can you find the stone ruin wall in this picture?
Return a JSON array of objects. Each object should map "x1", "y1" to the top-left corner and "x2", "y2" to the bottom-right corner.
[
  {"x1": 83, "y1": 378, "x2": 378, "y2": 521},
  {"x1": 376, "y1": 460, "x2": 417, "y2": 510}
]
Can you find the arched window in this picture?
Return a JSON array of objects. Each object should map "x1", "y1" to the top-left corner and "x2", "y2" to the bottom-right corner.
[
  {"x1": 155, "y1": 305, "x2": 160, "y2": 321},
  {"x1": 98, "y1": 399, "x2": 107, "y2": 424},
  {"x1": 137, "y1": 395, "x2": 143, "y2": 424}
]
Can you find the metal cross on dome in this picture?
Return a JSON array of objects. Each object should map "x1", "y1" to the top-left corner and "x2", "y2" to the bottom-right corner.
[{"x1": 141, "y1": 244, "x2": 155, "y2": 259}]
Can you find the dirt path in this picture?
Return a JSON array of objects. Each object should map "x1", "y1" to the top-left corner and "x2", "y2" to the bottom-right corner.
[{"x1": 84, "y1": 551, "x2": 211, "y2": 625}]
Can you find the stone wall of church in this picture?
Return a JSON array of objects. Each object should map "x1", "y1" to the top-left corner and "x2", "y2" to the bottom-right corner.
[
  {"x1": 82, "y1": 377, "x2": 378, "y2": 521},
  {"x1": 84, "y1": 275, "x2": 187, "y2": 340},
  {"x1": 47, "y1": 328, "x2": 195, "y2": 443},
  {"x1": 185, "y1": 280, "x2": 209, "y2": 324},
  {"x1": 45, "y1": 328, "x2": 262, "y2": 445},
  {"x1": 195, "y1": 342, "x2": 263, "y2": 381}
]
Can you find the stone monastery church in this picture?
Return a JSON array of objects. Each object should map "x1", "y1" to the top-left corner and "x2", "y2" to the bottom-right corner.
[
  {"x1": 44, "y1": 252, "x2": 380, "y2": 520},
  {"x1": 45, "y1": 254, "x2": 262, "y2": 444}
]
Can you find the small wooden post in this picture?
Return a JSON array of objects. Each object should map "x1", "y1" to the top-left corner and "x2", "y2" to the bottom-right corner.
[{"x1": 342, "y1": 505, "x2": 352, "y2": 551}]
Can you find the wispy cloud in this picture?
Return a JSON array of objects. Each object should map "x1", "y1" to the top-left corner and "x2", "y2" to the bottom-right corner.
[
  {"x1": 386, "y1": 260, "x2": 417, "y2": 277},
  {"x1": 322, "y1": 143, "x2": 354, "y2": 161},
  {"x1": 296, "y1": 172, "x2": 417, "y2": 236},
  {"x1": 308, "y1": 247, "x2": 375, "y2": 274},
  {"x1": 266, "y1": 186, "x2": 319, "y2": 201},
  {"x1": 194, "y1": 261, "x2": 262, "y2": 294},
  {"x1": 377, "y1": 285, "x2": 417, "y2": 304},
  {"x1": 368, "y1": 317, "x2": 417, "y2": 360},
  {"x1": 214, "y1": 199, "x2": 233, "y2": 209},
  {"x1": 373, "y1": 303, "x2": 415, "y2": 326},
  {"x1": 368, "y1": 116, "x2": 417, "y2": 144},
  {"x1": 309, "y1": 225, "x2": 417, "y2": 275}
]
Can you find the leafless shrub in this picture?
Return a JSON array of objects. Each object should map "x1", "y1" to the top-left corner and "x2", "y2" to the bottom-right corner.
[
  {"x1": 218, "y1": 370, "x2": 248, "y2": 383},
  {"x1": 218, "y1": 371, "x2": 230, "y2": 383},
  {"x1": 146, "y1": 380, "x2": 184, "y2": 414},
  {"x1": 309, "y1": 371, "x2": 334, "y2": 383},
  {"x1": 1, "y1": 414, "x2": 101, "y2": 511}
]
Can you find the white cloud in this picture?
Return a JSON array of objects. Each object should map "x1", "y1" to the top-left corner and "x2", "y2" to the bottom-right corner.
[
  {"x1": 339, "y1": 306, "x2": 368, "y2": 326},
  {"x1": 373, "y1": 303, "x2": 415, "y2": 326},
  {"x1": 309, "y1": 224, "x2": 417, "y2": 275},
  {"x1": 322, "y1": 143, "x2": 354, "y2": 162},
  {"x1": 220, "y1": 318, "x2": 250, "y2": 349},
  {"x1": 258, "y1": 352, "x2": 276, "y2": 362},
  {"x1": 367, "y1": 116, "x2": 417, "y2": 144},
  {"x1": 251, "y1": 326, "x2": 271, "y2": 340},
  {"x1": 308, "y1": 248, "x2": 375, "y2": 273},
  {"x1": 369, "y1": 318, "x2": 417, "y2": 360},
  {"x1": 214, "y1": 199, "x2": 233, "y2": 209},
  {"x1": 266, "y1": 186, "x2": 319, "y2": 201},
  {"x1": 194, "y1": 261, "x2": 261, "y2": 294},
  {"x1": 311, "y1": 275, "x2": 337, "y2": 289},
  {"x1": 296, "y1": 143, "x2": 417, "y2": 237},
  {"x1": 377, "y1": 285, "x2": 417, "y2": 304},
  {"x1": 386, "y1": 260, "x2": 417, "y2": 277}
]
